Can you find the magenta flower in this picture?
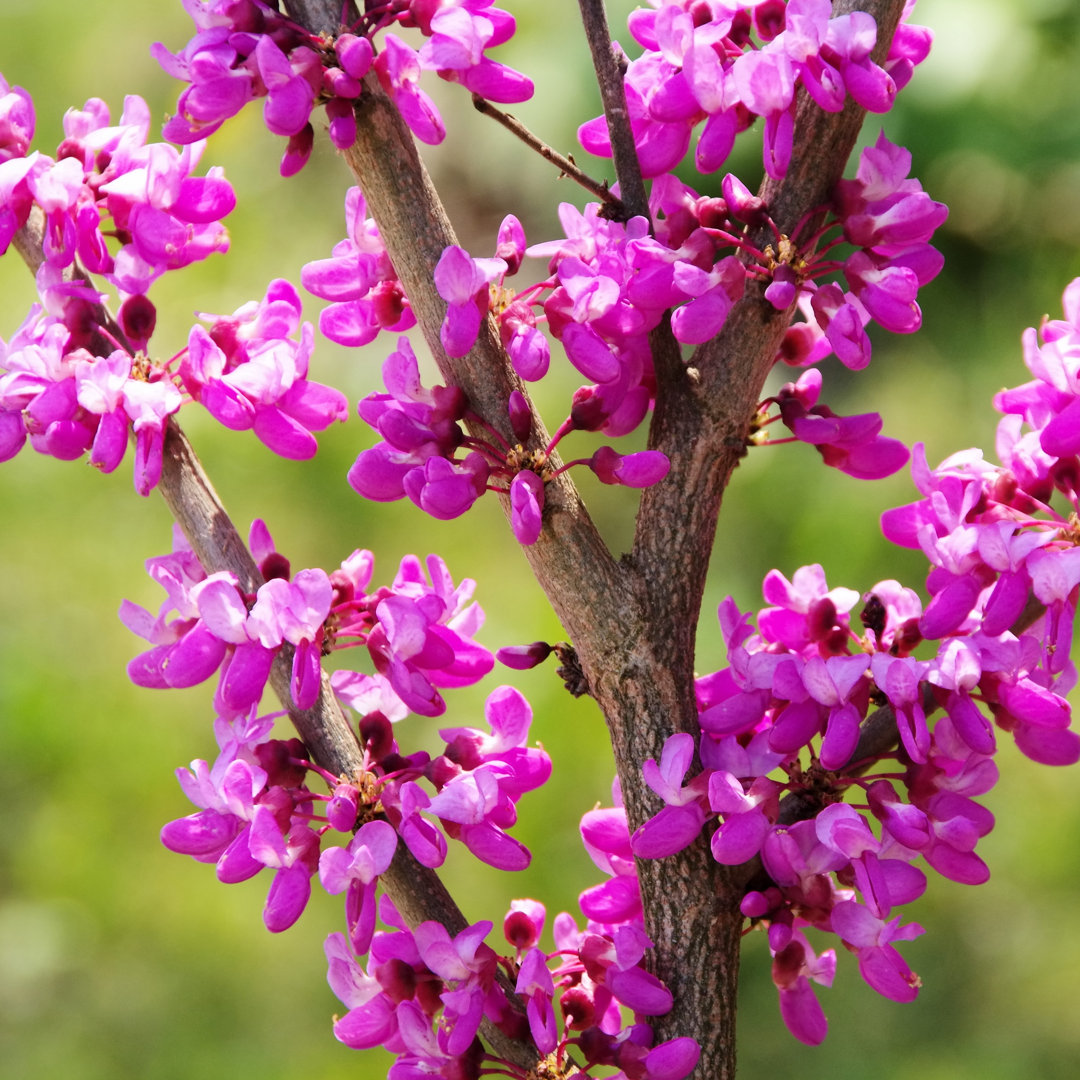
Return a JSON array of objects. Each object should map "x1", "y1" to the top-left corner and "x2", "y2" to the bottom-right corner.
[
  {"x1": 420, "y1": 4, "x2": 533, "y2": 103},
  {"x1": 376, "y1": 34, "x2": 445, "y2": 145},
  {"x1": 161, "y1": 756, "x2": 265, "y2": 864},
  {"x1": 347, "y1": 335, "x2": 475, "y2": 507},
  {"x1": 324, "y1": 933, "x2": 395, "y2": 1050},
  {"x1": 711, "y1": 772, "x2": 782, "y2": 864},
  {"x1": 367, "y1": 593, "x2": 483, "y2": 717},
  {"x1": 402, "y1": 454, "x2": 490, "y2": 519},
  {"x1": 510, "y1": 469, "x2": 544, "y2": 544},
  {"x1": 830, "y1": 901, "x2": 924, "y2": 1002},
  {"x1": 434, "y1": 244, "x2": 507, "y2": 357},
  {"x1": 319, "y1": 820, "x2": 398, "y2": 956},
  {"x1": 515, "y1": 946, "x2": 557, "y2": 1053},
  {"x1": 0, "y1": 74, "x2": 34, "y2": 162},
  {"x1": 413, "y1": 918, "x2": 498, "y2": 1054},
  {"x1": 589, "y1": 446, "x2": 671, "y2": 487},
  {"x1": 247, "y1": 805, "x2": 321, "y2": 932},
  {"x1": 871, "y1": 652, "x2": 931, "y2": 762},
  {"x1": 254, "y1": 36, "x2": 316, "y2": 138},
  {"x1": 579, "y1": 804, "x2": 642, "y2": 928},
  {"x1": 247, "y1": 568, "x2": 333, "y2": 709},
  {"x1": 630, "y1": 733, "x2": 709, "y2": 859},
  {"x1": 191, "y1": 571, "x2": 278, "y2": 713},
  {"x1": 301, "y1": 187, "x2": 415, "y2": 348},
  {"x1": 771, "y1": 930, "x2": 836, "y2": 1046}
]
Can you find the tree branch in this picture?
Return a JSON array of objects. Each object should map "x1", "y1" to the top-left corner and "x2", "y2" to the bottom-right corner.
[
  {"x1": 339, "y1": 72, "x2": 633, "y2": 653},
  {"x1": 337, "y1": 59, "x2": 742, "y2": 1080},
  {"x1": 470, "y1": 93, "x2": 625, "y2": 213},
  {"x1": 618, "y1": 2, "x2": 908, "y2": 1074},
  {"x1": 576, "y1": 0, "x2": 650, "y2": 223},
  {"x1": 281, "y1": 0, "x2": 356, "y2": 36},
  {"x1": 296, "y1": 3, "x2": 909, "y2": 1078},
  {"x1": 155, "y1": 425, "x2": 537, "y2": 1071},
  {"x1": 12, "y1": 206, "x2": 536, "y2": 1073}
]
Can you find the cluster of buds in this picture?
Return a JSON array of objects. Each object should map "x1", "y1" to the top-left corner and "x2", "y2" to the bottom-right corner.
[
  {"x1": 622, "y1": 276, "x2": 1080, "y2": 1041},
  {"x1": 579, "y1": 0, "x2": 930, "y2": 181},
  {"x1": 155, "y1": 0, "x2": 533, "y2": 174},
  {"x1": 0, "y1": 80, "x2": 347, "y2": 492}
]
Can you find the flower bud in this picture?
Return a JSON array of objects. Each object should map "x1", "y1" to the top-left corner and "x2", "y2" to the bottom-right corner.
[{"x1": 496, "y1": 641, "x2": 553, "y2": 670}]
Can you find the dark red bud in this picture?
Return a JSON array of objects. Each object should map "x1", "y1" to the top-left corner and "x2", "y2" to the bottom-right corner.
[
  {"x1": 259, "y1": 551, "x2": 291, "y2": 582},
  {"x1": 359, "y1": 712, "x2": 395, "y2": 761},
  {"x1": 496, "y1": 642, "x2": 553, "y2": 670},
  {"x1": 119, "y1": 294, "x2": 157, "y2": 348},
  {"x1": 570, "y1": 386, "x2": 608, "y2": 431},
  {"x1": 508, "y1": 390, "x2": 532, "y2": 443}
]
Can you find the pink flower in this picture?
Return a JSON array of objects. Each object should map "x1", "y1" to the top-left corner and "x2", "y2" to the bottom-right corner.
[
  {"x1": 319, "y1": 820, "x2": 398, "y2": 955},
  {"x1": 434, "y1": 244, "x2": 507, "y2": 357}
]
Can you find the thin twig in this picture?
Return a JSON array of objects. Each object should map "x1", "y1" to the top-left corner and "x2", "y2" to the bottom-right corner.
[
  {"x1": 471, "y1": 93, "x2": 625, "y2": 212},
  {"x1": 576, "y1": 0, "x2": 650, "y2": 224}
]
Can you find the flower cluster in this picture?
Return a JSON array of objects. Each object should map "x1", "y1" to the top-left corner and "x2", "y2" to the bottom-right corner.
[
  {"x1": 370, "y1": 134, "x2": 941, "y2": 478},
  {"x1": 627, "y1": 276, "x2": 1080, "y2": 1043},
  {"x1": 326, "y1": 880, "x2": 699, "y2": 1078},
  {"x1": 0, "y1": 304, "x2": 184, "y2": 493},
  {"x1": 0, "y1": 81, "x2": 345, "y2": 490},
  {"x1": 140, "y1": 508, "x2": 698, "y2": 1073},
  {"x1": 159, "y1": 675, "x2": 551, "y2": 927},
  {"x1": 0, "y1": 83, "x2": 233, "y2": 293},
  {"x1": 0, "y1": 83, "x2": 231, "y2": 490},
  {"x1": 304, "y1": 137, "x2": 940, "y2": 547},
  {"x1": 527, "y1": 132, "x2": 946, "y2": 378},
  {"x1": 161, "y1": 707, "x2": 326, "y2": 932},
  {"x1": 122, "y1": 520, "x2": 493, "y2": 718},
  {"x1": 343, "y1": 132, "x2": 938, "y2": 422},
  {"x1": 346, "y1": 334, "x2": 670, "y2": 544},
  {"x1": 151, "y1": 517, "x2": 557, "y2": 932},
  {"x1": 579, "y1": 0, "x2": 931, "y2": 181},
  {"x1": 336, "y1": 682, "x2": 551, "y2": 873},
  {"x1": 155, "y1": 0, "x2": 533, "y2": 175},
  {"x1": 145, "y1": 519, "x2": 696, "y2": 1074},
  {"x1": 178, "y1": 279, "x2": 348, "y2": 459}
]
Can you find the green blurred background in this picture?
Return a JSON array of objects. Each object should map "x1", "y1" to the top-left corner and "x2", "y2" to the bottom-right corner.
[{"x1": 2, "y1": 1, "x2": 1080, "y2": 1077}]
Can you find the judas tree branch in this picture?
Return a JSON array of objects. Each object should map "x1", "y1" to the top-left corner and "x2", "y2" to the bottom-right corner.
[
  {"x1": 155, "y1": 424, "x2": 535, "y2": 1071},
  {"x1": 628, "y1": 0, "x2": 907, "y2": 752},
  {"x1": 636, "y1": 0, "x2": 906, "y2": 665},
  {"x1": 576, "y1": 0, "x2": 650, "y2": 223},
  {"x1": 617, "y1": 0, "x2": 906, "y2": 1074},
  {"x1": 470, "y1": 94, "x2": 625, "y2": 212},
  {"x1": 282, "y1": 0, "x2": 356, "y2": 36},
  {"x1": 12, "y1": 207, "x2": 535, "y2": 1073},
  {"x1": 337, "y1": 58, "x2": 744, "y2": 1080},
  {"x1": 339, "y1": 74, "x2": 635, "y2": 655},
  {"x1": 296, "y1": 2, "x2": 910, "y2": 1078}
]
